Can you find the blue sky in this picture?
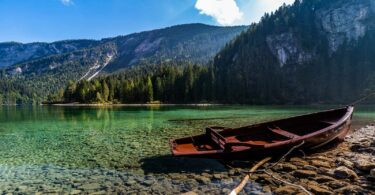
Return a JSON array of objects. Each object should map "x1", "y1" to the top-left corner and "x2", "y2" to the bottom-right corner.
[{"x1": 0, "y1": 0, "x2": 294, "y2": 43}]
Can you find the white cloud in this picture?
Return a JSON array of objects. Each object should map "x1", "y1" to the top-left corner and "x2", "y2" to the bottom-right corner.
[
  {"x1": 237, "y1": 0, "x2": 295, "y2": 24},
  {"x1": 60, "y1": 0, "x2": 73, "y2": 6},
  {"x1": 195, "y1": 0, "x2": 244, "y2": 26}
]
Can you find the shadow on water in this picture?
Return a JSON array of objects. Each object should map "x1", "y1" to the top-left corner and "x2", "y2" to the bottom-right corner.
[{"x1": 140, "y1": 155, "x2": 228, "y2": 174}]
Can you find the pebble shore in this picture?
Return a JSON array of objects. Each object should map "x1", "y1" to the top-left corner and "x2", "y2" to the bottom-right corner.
[
  {"x1": 0, "y1": 125, "x2": 374, "y2": 194},
  {"x1": 239, "y1": 124, "x2": 375, "y2": 195}
]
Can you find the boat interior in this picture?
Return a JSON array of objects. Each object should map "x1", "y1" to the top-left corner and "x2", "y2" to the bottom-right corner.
[{"x1": 172, "y1": 107, "x2": 349, "y2": 153}]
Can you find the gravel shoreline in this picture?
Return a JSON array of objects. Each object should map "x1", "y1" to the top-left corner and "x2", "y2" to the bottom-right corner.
[{"x1": 230, "y1": 124, "x2": 375, "y2": 195}]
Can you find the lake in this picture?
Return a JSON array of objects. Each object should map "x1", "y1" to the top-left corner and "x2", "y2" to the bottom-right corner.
[{"x1": 0, "y1": 105, "x2": 374, "y2": 194}]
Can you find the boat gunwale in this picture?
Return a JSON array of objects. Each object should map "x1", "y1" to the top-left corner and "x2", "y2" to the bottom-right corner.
[{"x1": 264, "y1": 106, "x2": 353, "y2": 148}]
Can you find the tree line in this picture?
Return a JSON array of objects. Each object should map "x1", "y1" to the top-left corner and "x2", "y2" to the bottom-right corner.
[{"x1": 48, "y1": 62, "x2": 216, "y2": 104}]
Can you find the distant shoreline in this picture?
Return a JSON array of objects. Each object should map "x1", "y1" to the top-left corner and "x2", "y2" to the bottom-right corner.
[{"x1": 44, "y1": 103, "x2": 224, "y2": 107}]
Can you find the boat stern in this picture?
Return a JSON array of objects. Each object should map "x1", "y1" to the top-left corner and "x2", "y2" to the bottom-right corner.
[{"x1": 169, "y1": 135, "x2": 223, "y2": 157}]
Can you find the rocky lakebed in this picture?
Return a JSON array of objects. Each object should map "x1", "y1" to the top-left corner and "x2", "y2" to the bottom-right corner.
[{"x1": 0, "y1": 125, "x2": 373, "y2": 194}]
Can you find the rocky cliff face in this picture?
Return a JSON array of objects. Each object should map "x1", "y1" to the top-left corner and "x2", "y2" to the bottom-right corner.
[
  {"x1": 265, "y1": 0, "x2": 375, "y2": 66},
  {"x1": 266, "y1": 33, "x2": 313, "y2": 67},
  {"x1": 8, "y1": 43, "x2": 117, "y2": 77},
  {"x1": 214, "y1": 0, "x2": 375, "y2": 104},
  {"x1": 317, "y1": 0, "x2": 375, "y2": 52}
]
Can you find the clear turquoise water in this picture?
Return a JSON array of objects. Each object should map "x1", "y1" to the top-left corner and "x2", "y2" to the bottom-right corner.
[{"x1": 0, "y1": 105, "x2": 373, "y2": 193}]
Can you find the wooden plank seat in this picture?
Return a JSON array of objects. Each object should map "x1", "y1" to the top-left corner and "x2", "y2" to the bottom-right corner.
[
  {"x1": 206, "y1": 127, "x2": 269, "y2": 151},
  {"x1": 206, "y1": 126, "x2": 301, "y2": 152},
  {"x1": 268, "y1": 127, "x2": 300, "y2": 139},
  {"x1": 206, "y1": 127, "x2": 226, "y2": 149}
]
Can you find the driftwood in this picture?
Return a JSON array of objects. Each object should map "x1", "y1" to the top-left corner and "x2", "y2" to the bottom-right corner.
[
  {"x1": 229, "y1": 157, "x2": 271, "y2": 195},
  {"x1": 263, "y1": 170, "x2": 312, "y2": 195},
  {"x1": 230, "y1": 141, "x2": 312, "y2": 195}
]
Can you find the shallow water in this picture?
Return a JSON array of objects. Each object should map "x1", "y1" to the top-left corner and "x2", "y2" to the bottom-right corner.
[{"x1": 0, "y1": 105, "x2": 373, "y2": 193}]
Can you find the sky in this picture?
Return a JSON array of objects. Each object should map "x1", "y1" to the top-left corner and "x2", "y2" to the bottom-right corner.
[{"x1": 0, "y1": 0, "x2": 295, "y2": 43}]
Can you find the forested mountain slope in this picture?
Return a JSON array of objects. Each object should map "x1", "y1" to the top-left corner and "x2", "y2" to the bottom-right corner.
[
  {"x1": 214, "y1": 0, "x2": 375, "y2": 104},
  {"x1": 0, "y1": 24, "x2": 247, "y2": 104},
  {"x1": 4, "y1": 23, "x2": 246, "y2": 79}
]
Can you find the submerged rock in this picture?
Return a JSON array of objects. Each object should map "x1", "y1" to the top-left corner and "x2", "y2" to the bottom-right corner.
[
  {"x1": 194, "y1": 176, "x2": 210, "y2": 185},
  {"x1": 181, "y1": 191, "x2": 198, "y2": 195},
  {"x1": 212, "y1": 173, "x2": 224, "y2": 180},
  {"x1": 70, "y1": 189, "x2": 82, "y2": 194},
  {"x1": 79, "y1": 183, "x2": 103, "y2": 191}
]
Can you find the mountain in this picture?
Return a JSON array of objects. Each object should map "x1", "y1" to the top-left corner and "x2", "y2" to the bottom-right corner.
[
  {"x1": 213, "y1": 0, "x2": 375, "y2": 104},
  {"x1": 0, "y1": 40, "x2": 99, "y2": 68},
  {"x1": 101, "y1": 23, "x2": 248, "y2": 73},
  {"x1": 0, "y1": 24, "x2": 247, "y2": 104}
]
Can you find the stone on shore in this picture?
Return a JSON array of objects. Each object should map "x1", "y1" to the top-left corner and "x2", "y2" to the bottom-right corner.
[
  {"x1": 354, "y1": 155, "x2": 375, "y2": 172},
  {"x1": 335, "y1": 157, "x2": 354, "y2": 168},
  {"x1": 272, "y1": 163, "x2": 298, "y2": 172},
  {"x1": 333, "y1": 166, "x2": 359, "y2": 180},
  {"x1": 335, "y1": 185, "x2": 363, "y2": 194},
  {"x1": 274, "y1": 185, "x2": 299, "y2": 195},
  {"x1": 314, "y1": 175, "x2": 337, "y2": 183},
  {"x1": 293, "y1": 170, "x2": 317, "y2": 178},
  {"x1": 326, "y1": 180, "x2": 349, "y2": 189},
  {"x1": 311, "y1": 160, "x2": 332, "y2": 168},
  {"x1": 289, "y1": 157, "x2": 309, "y2": 166},
  {"x1": 371, "y1": 168, "x2": 375, "y2": 177},
  {"x1": 308, "y1": 184, "x2": 333, "y2": 195}
]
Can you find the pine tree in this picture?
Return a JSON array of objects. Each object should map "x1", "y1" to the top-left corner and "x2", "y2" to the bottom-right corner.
[
  {"x1": 102, "y1": 81, "x2": 109, "y2": 102},
  {"x1": 95, "y1": 92, "x2": 103, "y2": 103},
  {"x1": 146, "y1": 76, "x2": 153, "y2": 102},
  {"x1": 64, "y1": 81, "x2": 77, "y2": 102},
  {"x1": 155, "y1": 77, "x2": 163, "y2": 101}
]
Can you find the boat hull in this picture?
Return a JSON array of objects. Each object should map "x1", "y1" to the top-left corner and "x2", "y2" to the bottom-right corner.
[{"x1": 170, "y1": 106, "x2": 354, "y2": 159}]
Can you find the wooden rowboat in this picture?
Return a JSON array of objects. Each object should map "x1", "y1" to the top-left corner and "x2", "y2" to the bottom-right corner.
[{"x1": 170, "y1": 106, "x2": 354, "y2": 159}]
